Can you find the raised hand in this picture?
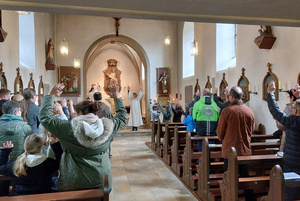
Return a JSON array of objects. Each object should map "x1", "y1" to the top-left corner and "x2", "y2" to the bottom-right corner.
[
  {"x1": 49, "y1": 83, "x2": 65, "y2": 97},
  {"x1": 214, "y1": 87, "x2": 218, "y2": 94},
  {"x1": 292, "y1": 83, "x2": 300, "y2": 98},
  {"x1": 0, "y1": 141, "x2": 14, "y2": 149},
  {"x1": 267, "y1": 81, "x2": 276, "y2": 93},
  {"x1": 108, "y1": 84, "x2": 120, "y2": 99},
  {"x1": 61, "y1": 98, "x2": 67, "y2": 107}
]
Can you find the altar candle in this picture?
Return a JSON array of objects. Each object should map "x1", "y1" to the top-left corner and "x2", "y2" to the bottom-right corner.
[
  {"x1": 210, "y1": 88, "x2": 213, "y2": 94},
  {"x1": 279, "y1": 80, "x2": 282, "y2": 89},
  {"x1": 248, "y1": 84, "x2": 251, "y2": 92},
  {"x1": 16, "y1": 84, "x2": 20, "y2": 92},
  {"x1": 40, "y1": 88, "x2": 43, "y2": 94}
]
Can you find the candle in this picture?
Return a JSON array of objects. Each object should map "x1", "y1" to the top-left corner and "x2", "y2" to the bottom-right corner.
[
  {"x1": 279, "y1": 80, "x2": 282, "y2": 90},
  {"x1": 16, "y1": 84, "x2": 20, "y2": 92},
  {"x1": 40, "y1": 88, "x2": 43, "y2": 94},
  {"x1": 210, "y1": 88, "x2": 213, "y2": 94},
  {"x1": 248, "y1": 84, "x2": 251, "y2": 92}
]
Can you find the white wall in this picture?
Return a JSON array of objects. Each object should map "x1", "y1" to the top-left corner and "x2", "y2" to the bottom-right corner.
[
  {"x1": 0, "y1": 11, "x2": 55, "y2": 94},
  {"x1": 177, "y1": 22, "x2": 300, "y2": 134},
  {"x1": 55, "y1": 14, "x2": 178, "y2": 102}
]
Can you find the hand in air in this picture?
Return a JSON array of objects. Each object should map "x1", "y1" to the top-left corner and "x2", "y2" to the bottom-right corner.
[
  {"x1": 267, "y1": 81, "x2": 276, "y2": 93},
  {"x1": 108, "y1": 84, "x2": 120, "y2": 99},
  {"x1": 49, "y1": 83, "x2": 65, "y2": 97},
  {"x1": 0, "y1": 141, "x2": 14, "y2": 149}
]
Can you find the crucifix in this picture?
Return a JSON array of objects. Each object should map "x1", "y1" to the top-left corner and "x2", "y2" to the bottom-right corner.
[{"x1": 113, "y1": 17, "x2": 122, "y2": 37}]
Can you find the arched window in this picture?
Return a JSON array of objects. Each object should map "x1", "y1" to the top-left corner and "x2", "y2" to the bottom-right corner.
[
  {"x1": 182, "y1": 22, "x2": 195, "y2": 78},
  {"x1": 19, "y1": 13, "x2": 36, "y2": 70},
  {"x1": 216, "y1": 23, "x2": 236, "y2": 71}
]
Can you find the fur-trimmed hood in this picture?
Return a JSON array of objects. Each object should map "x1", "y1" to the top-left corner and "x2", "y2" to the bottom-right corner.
[{"x1": 71, "y1": 113, "x2": 114, "y2": 149}]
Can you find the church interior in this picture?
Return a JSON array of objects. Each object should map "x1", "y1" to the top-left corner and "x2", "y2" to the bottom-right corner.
[{"x1": 0, "y1": 1, "x2": 300, "y2": 200}]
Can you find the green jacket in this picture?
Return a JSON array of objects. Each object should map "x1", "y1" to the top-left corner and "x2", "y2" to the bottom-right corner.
[
  {"x1": 192, "y1": 96, "x2": 219, "y2": 122},
  {"x1": 0, "y1": 114, "x2": 32, "y2": 161},
  {"x1": 39, "y1": 95, "x2": 128, "y2": 191}
]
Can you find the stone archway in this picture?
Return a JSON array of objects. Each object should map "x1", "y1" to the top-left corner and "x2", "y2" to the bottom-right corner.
[{"x1": 83, "y1": 34, "x2": 151, "y2": 126}]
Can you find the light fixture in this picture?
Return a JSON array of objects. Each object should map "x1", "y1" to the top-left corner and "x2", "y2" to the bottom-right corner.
[
  {"x1": 164, "y1": 34, "x2": 170, "y2": 45},
  {"x1": 60, "y1": 38, "x2": 68, "y2": 56},
  {"x1": 191, "y1": 39, "x2": 198, "y2": 56},
  {"x1": 60, "y1": 15, "x2": 68, "y2": 56},
  {"x1": 15, "y1": 11, "x2": 30, "y2": 15},
  {"x1": 74, "y1": 56, "x2": 80, "y2": 68}
]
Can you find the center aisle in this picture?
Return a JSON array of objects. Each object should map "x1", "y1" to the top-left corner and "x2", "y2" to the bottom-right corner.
[{"x1": 110, "y1": 130, "x2": 198, "y2": 201}]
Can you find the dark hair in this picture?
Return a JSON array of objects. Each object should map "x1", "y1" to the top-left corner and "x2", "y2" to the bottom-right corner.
[
  {"x1": 93, "y1": 92, "x2": 102, "y2": 101},
  {"x1": 22, "y1": 88, "x2": 36, "y2": 122},
  {"x1": 133, "y1": 92, "x2": 137, "y2": 96},
  {"x1": 288, "y1": 88, "x2": 297, "y2": 102},
  {"x1": 2, "y1": 101, "x2": 20, "y2": 114},
  {"x1": 175, "y1": 104, "x2": 182, "y2": 110},
  {"x1": 229, "y1": 86, "x2": 243, "y2": 100},
  {"x1": 75, "y1": 101, "x2": 99, "y2": 115}
]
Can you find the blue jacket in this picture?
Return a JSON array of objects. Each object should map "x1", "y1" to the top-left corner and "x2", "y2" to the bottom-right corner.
[
  {"x1": 183, "y1": 114, "x2": 195, "y2": 131},
  {"x1": 267, "y1": 92, "x2": 300, "y2": 171},
  {"x1": 26, "y1": 101, "x2": 40, "y2": 134}
]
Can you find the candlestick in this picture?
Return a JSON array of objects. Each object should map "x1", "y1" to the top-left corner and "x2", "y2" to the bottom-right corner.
[{"x1": 248, "y1": 84, "x2": 251, "y2": 92}]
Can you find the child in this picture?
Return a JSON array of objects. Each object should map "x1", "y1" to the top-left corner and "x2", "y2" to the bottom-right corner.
[
  {"x1": 149, "y1": 99, "x2": 160, "y2": 124},
  {"x1": 183, "y1": 107, "x2": 196, "y2": 132},
  {"x1": 0, "y1": 134, "x2": 62, "y2": 195},
  {"x1": 157, "y1": 101, "x2": 172, "y2": 123}
]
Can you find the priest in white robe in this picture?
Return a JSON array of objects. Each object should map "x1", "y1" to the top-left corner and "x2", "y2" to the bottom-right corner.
[{"x1": 127, "y1": 86, "x2": 143, "y2": 131}]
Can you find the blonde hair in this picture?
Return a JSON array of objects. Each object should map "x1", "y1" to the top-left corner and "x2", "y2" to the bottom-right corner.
[{"x1": 13, "y1": 134, "x2": 43, "y2": 177}]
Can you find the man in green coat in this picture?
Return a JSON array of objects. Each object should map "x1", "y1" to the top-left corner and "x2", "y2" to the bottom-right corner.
[
  {"x1": 0, "y1": 100, "x2": 32, "y2": 195},
  {"x1": 39, "y1": 83, "x2": 127, "y2": 192}
]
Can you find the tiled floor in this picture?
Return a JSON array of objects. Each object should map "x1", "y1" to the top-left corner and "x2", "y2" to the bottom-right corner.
[{"x1": 110, "y1": 130, "x2": 198, "y2": 201}]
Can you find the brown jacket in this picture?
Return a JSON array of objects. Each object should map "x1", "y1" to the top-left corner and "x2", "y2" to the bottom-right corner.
[{"x1": 216, "y1": 100, "x2": 255, "y2": 159}]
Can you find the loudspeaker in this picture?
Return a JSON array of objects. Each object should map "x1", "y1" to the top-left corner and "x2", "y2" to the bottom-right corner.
[
  {"x1": 0, "y1": 27, "x2": 8, "y2": 42},
  {"x1": 254, "y1": 35, "x2": 276, "y2": 49}
]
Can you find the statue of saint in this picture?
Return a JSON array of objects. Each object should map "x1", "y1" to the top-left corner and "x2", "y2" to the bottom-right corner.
[
  {"x1": 103, "y1": 59, "x2": 122, "y2": 94},
  {"x1": 46, "y1": 38, "x2": 54, "y2": 64},
  {"x1": 159, "y1": 72, "x2": 168, "y2": 94}
]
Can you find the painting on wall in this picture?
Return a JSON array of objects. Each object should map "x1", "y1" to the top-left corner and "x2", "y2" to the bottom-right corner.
[
  {"x1": 219, "y1": 73, "x2": 228, "y2": 102},
  {"x1": 237, "y1": 68, "x2": 250, "y2": 103},
  {"x1": 58, "y1": 66, "x2": 80, "y2": 97}
]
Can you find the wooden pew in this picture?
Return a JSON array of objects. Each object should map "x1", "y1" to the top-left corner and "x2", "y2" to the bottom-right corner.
[
  {"x1": 260, "y1": 165, "x2": 300, "y2": 201},
  {"x1": 162, "y1": 124, "x2": 187, "y2": 165},
  {"x1": 196, "y1": 136, "x2": 281, "y2": 201},
  {"x1": 170, "y1": 127, "x2": 196, "y2": 177},
  {"x1": 197, "y1": 137, "x2": 224, "y2": 201},
  {"x1": 253, "y1": 123, "x2": 266, "y2": 134},
  {"x1": 219, "y1": 147, "x2": 283, "y2": 201},
  {"x1": 182, "y1": 132, "x2": 221, "y2": 190},
  {"x1": 155, "y1": 121, "x2": 184, "y2": 157},
  {"x1": 151, "y1": 121, "x2": 158, "y2": 150},
  {"x1": 1, "y1": 175, "x2": 110, "y2": 201}
]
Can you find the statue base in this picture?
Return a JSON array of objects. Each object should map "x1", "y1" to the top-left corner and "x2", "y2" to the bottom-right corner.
[
  {"x1": 157, "y1": 94, "x2": 170, "y2": 107},
  {"x1": 45, "y1": 63, "x2": 56, "y2": 70}
]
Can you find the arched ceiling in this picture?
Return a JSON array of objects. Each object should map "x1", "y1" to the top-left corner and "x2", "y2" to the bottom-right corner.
[{"x1": 0, "y1": 0, "x2": 300, "y2": 27}]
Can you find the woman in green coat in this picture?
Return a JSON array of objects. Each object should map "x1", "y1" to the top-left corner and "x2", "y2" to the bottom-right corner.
[{"x1": 39, "y1": 83, "x2": 127, "y2": 191}]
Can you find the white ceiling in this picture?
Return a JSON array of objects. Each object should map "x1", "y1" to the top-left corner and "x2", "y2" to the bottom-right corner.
[{"x1": 1, "y1": 0, "x2": 300, "y2": 27}]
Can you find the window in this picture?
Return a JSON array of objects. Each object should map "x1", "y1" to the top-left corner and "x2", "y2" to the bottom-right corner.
[
  {"x1": 19, "y1": 13, "x2": 35, "y2": 69},
  {"x1": 182, "y1": 22, "x2": 195, "y2": 78},
  {"x1": 216, "y1": 24, "x2": 236, "y2": 71}
]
